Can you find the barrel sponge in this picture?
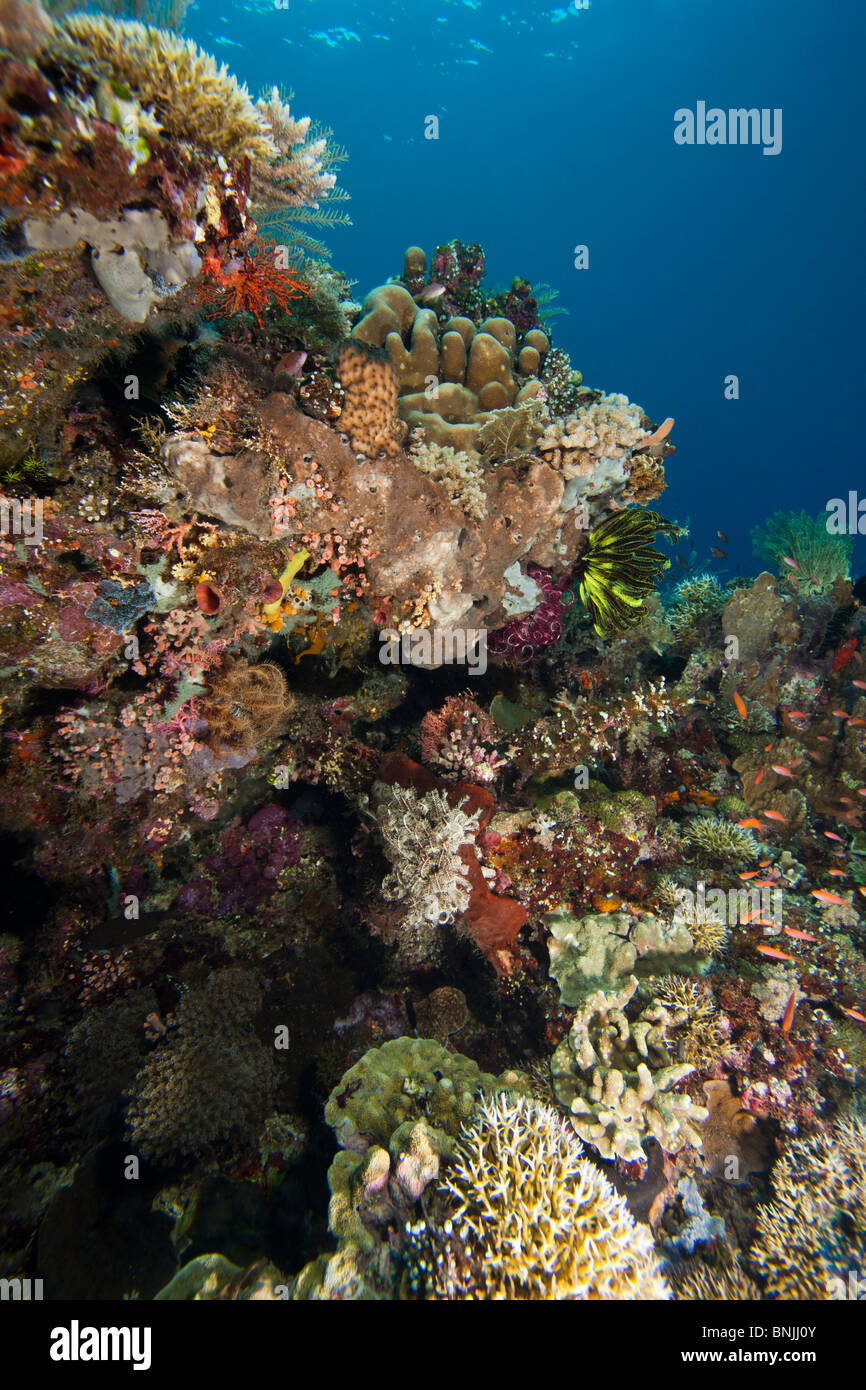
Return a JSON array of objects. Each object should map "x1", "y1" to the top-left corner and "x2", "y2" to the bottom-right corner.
[
  {"x1": 465, "y1": 332, "x2": 517, "y2": 402},
  {"x1": 353, "y1": 283, "x2": 419, "y2": 347},
  {"x1": 337, "y1": 341, "x2": 406, "y2": 457}
]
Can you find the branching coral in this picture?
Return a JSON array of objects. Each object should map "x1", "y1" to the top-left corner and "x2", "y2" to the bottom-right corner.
[
  {"x1": 573, "y1": 509, "x2": 678, "y2": 638},
  {"x1": 405, "y1": 1093, "x2": 670, "y2": 1299},
  {"x1": 646, "y1": 977, "x2": 730, "y2": 1070},
  {"x1": 46, "y1": 14, "x2": 274, "y2": 160},
  {"x1": 409, "y1": 439, "x2": 487, "y2": 523},
  {"x1": 749, "y1": 1115, "x2": 866, "y2": 1299},
  {"x1": 667, "y1": 573, "x2": 729, "y2": 641},
  {"x1": 550, "y1": 977, "x2": 709, "y2": 1164}
]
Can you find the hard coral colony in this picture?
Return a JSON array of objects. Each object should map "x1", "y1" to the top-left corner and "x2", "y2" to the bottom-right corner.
[{"x1": 0, "y1": 0, "x2": 863, "y2": 1319}]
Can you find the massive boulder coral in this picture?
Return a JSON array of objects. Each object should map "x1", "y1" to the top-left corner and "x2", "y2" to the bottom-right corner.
[{"x1": 550, "y1": 977, "x2": 709, "y2": 1165}]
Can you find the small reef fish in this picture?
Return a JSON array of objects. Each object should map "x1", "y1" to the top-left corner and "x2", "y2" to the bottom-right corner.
[
  {"x1": 759, "y1": 858, "x2": 773, "y2": 867},
  {"x1": 736, "y1": 818, "x2": 764, "y2": 829},
  {"x1": 811, "y1": 890, "x2": 848, "y2": 906},
  {"x1": 418, "y1": 282, "x2": 446, "y2": 303},
  {"x1": 755, "y1": 943, "x2": 796, "y2": 961},
  {"x1": 762, "y1": 810, "x2": 787, "y2": 822},
  {"x1": 732, "y1": 690, "x2": 747, "y2": 720},
  {"x1": 827, "y1": 869, "x2": 847, "y2": 877},
  {"x1": 754, "y1": 768, "x2": 765, "y2": 785},
  {"x1": 781, "y1": 991, "x2": 797, "y2": 1033},
  {"x1": 717, "y1": 530, "x2": 728, "y2": 544},
  {"x1": 752, "y1": 879, "x2": 778, "y2": 888},
  {"x1": 710, "y1": 547, "x2": 726, "y2": 558},
  {"x1": 848, "y1": 717, "x2": 866, "y2": 727},
  {"x1": 832, "y1": 710, "x2": 849, "y2": 719},
  {"x1": 783, "y1": 926, "x2": 817, "y2": 941},
  {"x1": 823, "y1": 831, "x2": 844, "y2": 842},
  {"x1": 842, "y1": 1006, "x2": 866, "y2": 1024},
  {"x1": 781, "y1": 555, "x2": 800, "y2": 570},
  {"x1": 738, "y1": 870, "x2": 759, "y2": 880},
  {"x1": 852, "y1": 679, "x2": 866, "y2": 690},
  {"x1": 832, "y1": 638, "x2": 859, "y2": 671},
  {"x1": 771, "y1": 765, "x2": 794, "y2": 778},
  {"x1": 785, "y1": 710, "x2": 808, "y2": 719}
]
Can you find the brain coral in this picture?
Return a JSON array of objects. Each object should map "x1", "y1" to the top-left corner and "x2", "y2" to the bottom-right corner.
[
  {"x1": 550, "y1": 977, "x2": 709, "y2": 1165},
  {"x1": 406, "y1": 1092, "x2": 670, "y2": 1299}
]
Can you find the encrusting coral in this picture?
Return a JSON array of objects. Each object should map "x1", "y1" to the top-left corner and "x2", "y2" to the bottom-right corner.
[{"x1": 405, "y1": 1092, "x2": 670, "y2": 1299}]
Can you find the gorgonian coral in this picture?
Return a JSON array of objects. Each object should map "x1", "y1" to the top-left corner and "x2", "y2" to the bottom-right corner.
[
  {"x1": 405, "y1": 1092, "x2": 670, "y2": 1300},
  {"x1": 200, "y1": 236, "x2": 310, "y2": 328},
  {"x1": 487, "y1": 564, "x2": 573, "y2": 662},
  {"x1": 573, "y1": 509, "x2": 678, "y2": 638}
]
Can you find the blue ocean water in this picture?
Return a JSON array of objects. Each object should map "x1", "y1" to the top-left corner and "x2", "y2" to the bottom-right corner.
[{"x1": 184, "y1": 0, "x2": 866, "y2": 581}]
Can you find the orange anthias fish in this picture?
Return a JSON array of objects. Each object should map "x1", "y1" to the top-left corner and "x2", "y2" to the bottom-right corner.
[
  {"x1": 784, "y1": 926, "x2": 818, "y2": 941},
  {"x1": 763, "y1": 810, "x2": 787, "y2": 823},
  {"x1": 842, "y1": 1006, "x2": 866, "y2": 1024},
  {"x1": 732, "y1": 690, "x2": 747, "y2": 720},
  {"x1": 759, "y1": 858, "x2": 773, "y2": 867},
  {"x1": 771, "y1": 765, "x2": 794, "y2": 778},
  {"x1": 752, "y1": 879, "x2": 777, "y2": 888},
  {"x1": 755, "y1": 943, "x2": 796, "y2": 961},
  {"x1": 739, "y1": 870, "x2": 759, "y2": 880},
  {"x1": 823, "y1": 831, "x2": 844, "y2": 842},
  {"x1": 754, "y1": 768, "x2": 765, "y2": 785},
  {"x1": 849, "y1": 717, "x2": 866, "y2": 728},
  {"x1": 811, "y1": 890, "x2": 849, "y2": 907},
  {"x1": 710, "y1": 547, "x2": 727, "y2": 559},
  {"x1": 781, "y1": 990, "x2": 797, "y2": 1033},
  {"x1": 853, "y1": 680, "x2": 866, "y2": 691},
  {"x1": 737, "y1": 818, "x2": 764, "y2": 829},
  {"x1": 827, "y1": 869, "x2": 847, "y2": 877}
]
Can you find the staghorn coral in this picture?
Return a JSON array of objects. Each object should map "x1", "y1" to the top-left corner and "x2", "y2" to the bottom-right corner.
[
  {"x1": 373, "y1": 782, "x2": 481, "y2": 949},
  {"x1": 125, "y1": 967, "x2": 277, "y2": 1162},
  {"x1": 45, "y1": 14, "x2": 273, "y2": 160},
  {"x1": 405, "y1": 1093, "x2": 670, "y2": 1300},
  {"x1": 200, "y1": 658, "x2": 291, "y2": 750},
  {"x1": 550, "y1": 977, "x2": 709, "y2": 1165},
  {"x1": 683, "y1": 815, "x2": 760, "y2": 863},
  {"x1": 336, "y1": 341, "x2": 406, "y2": 457},
  {"x1": 749, "y1": 1115, "x2": 866, "y2": 1299},
  {"x1": 676, "y1": 1255, "x2": 760, "y2": 1301},
  {"x1": 667, "y1": 573, "x2": 729, "y2": 641}
]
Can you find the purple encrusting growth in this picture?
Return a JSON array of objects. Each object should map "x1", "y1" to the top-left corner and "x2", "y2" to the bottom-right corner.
[
  {"x1": 175, "y1": 804, "x2": 301, "y2": 915},
  {"x1": 487, "y1": 565, "x2": 574, "y2": 663}
]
